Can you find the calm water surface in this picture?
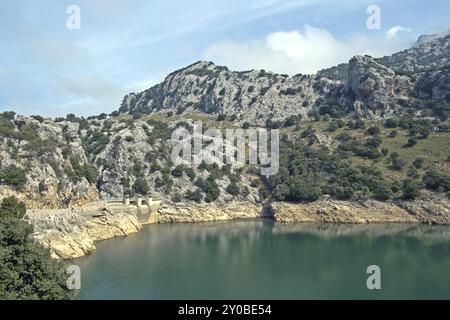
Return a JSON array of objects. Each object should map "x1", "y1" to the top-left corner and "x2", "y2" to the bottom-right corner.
[{"x1": 76, "y1": 220, "x2": 450, "y2": 300}]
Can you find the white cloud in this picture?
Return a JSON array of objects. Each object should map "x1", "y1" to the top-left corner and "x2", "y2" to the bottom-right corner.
[
  {"x1": 126, "y1": 79, "x2": 159, "y2": 93},
  {"x1": 203, "y1": 25, "x2": 412, "y2": 75},
  {"x1": 386, "y1": 25, "x2": 412, "y2": 39}
]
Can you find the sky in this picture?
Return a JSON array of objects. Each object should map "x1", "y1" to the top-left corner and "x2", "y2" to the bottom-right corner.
[{"x1": 0, "y1": 0, "x2": 449, "y2": 117}]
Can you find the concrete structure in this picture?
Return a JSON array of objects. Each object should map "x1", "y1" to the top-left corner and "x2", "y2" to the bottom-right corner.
[{"x1": 106, "y1": 195, "x2": 162, "y2": 225}]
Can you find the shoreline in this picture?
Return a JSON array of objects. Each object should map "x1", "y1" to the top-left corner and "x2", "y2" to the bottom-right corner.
[{"x1": 26, "y1": 198, "x2": 450, "y2": 260}]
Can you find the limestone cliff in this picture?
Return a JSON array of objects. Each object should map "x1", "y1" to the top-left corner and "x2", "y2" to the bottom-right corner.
[
  {"x1": 158, "y1": 201, "x2": 267, "y2": 223},
  {"x1": 271, "y1": 198, "x2": 450, "y2": 225},
  {"x1": 26, "y1": 206, "x2": 141, "y2": 259}
]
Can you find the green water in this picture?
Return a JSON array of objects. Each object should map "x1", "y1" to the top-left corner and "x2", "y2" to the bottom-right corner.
[{"x1": 76, "y1": 220, "x2": 450, "y2": 300}]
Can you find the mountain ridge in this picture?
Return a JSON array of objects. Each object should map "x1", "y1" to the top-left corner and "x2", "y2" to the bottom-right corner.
[{"x1": 116, "y1": 33, "x2": 450, "y2": 126}]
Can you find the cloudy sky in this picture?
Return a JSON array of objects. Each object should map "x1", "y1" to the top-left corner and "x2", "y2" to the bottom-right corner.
[{"x1": 0, "y1": 0, "x2": 449, "y2": 117}]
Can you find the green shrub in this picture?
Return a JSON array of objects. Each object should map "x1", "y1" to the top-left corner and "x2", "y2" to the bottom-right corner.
[
  {"x1": 171, "y1": 192, "x2": 183, "y2": 203},
  {"x1": 326, "y1": 121, "x2": 339, "y2": 132},
  {"x1": 384, "y1": 118, "x2": 398, "y2": 128},
  {"x1": 413, "y1": 157, "x2": 425, "y2": 169},
  {"x1": 171, "y1": 165, "x2": 184, "y2": 178},
  {"x1": 0, "y1": 111, "x2": 16, "y2": 121},
  {"x1": 0, "y1": 165, "x2": 26, "y2": 188},
  {"x1": 423, "y1": 169, "x2": 450, "y2": 192},
  {"x1": 226, "y1": 182, "x2": 240, "y2": 196},
  {"x1": 196, "y1": 177, "x2": 220, "y2": 202},
  {"x1": 217, "y1": 114, "x2": 227, "y2": 121},
  {"x1": 146, "y1": 119, "x2": 171, "y2": 140},
  {"x1": 0, "y1": 197, "x2": 73, "y2": 300},
  {"x1": 185, "y1": 189, "x2": 203, "y2": 203},
  {"x1": 133, "y1": 178, "x2": 149, "y2": 195},
  {"x1": 372, "y1": 183, "x2": 393, "y2": 200},
  {"x1": 68, "y1": 157, "x2": 98, "y2": 184},
  {"x1": 391, "y1": 158, "x2": 406, "y2": 171},
  {"x1": 402, "y1": 179, "x2": 422, "y2": 200},
  {"x1": 285, "y1": 115, "x2": 300, "y2": 127},
  {"x1": 287, "y1": 180, "x2": 321, "y2": 202},
  {"x1": 404, "y1": 137, "x2": 417, "y2": 148},
  {"x1": 185, "y1": 167, "x2": 196, "y2": 180},
  {"x1": 367, "y1": 126, "x2": 381, "y2": 135},
  {"x1": 0, "y1": 197, "x2": 26, "y2": 219},
  {"x1": 389, "y1": 130, "x2": 398, "y2": 138}
]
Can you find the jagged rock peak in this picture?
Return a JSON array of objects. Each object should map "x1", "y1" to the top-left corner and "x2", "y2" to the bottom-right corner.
[{"x1": 415, "y1": 30, "x2": 450, "y2": 46}]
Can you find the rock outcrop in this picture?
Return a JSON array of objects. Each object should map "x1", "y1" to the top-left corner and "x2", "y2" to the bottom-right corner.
[
  {"x1": 118, "y1": 61, "x2": 345, "y2": 126},
  {"x1": 26, "y1": 206, "x2": 141, "y2": 259},
  {"x1": 117, "y1": 33, "x2": 450, "y2": 124},
  {"x1": 348, "y1": 55, "x2": 413, "y2": 119},
  {"x1": 271, "y1": 198, "x2": 450, "y2": 225},
  {"x1": 158, "y1": 201, "x2": 266, "y2": 223}
]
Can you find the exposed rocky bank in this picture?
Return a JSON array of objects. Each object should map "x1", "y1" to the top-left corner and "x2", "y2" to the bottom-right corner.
[
  {"x1": 271, "y1": 198, "x2": 450, "y2": 225},
  {"x1": 27, "y1": 197, "x2": 450, "y2": 260},
  {"x1": 26, "y1": 204, "x2": 141, "y2": 259}
]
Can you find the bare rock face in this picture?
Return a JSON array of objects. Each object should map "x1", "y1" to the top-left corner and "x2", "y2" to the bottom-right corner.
[
  {"x1": 0, "y1": 115, "x2": 100, "y2": 209},
  {"x1": 26, "y1": 207, "x2": 142, "y2": 259},
  {"x1": 381, "y1": 34, "x2": 450, "y2": 73},
  {"x1": 271, "y1": 198, "x2": 450, "y2": 225},
  {"x1": 158, "y1": 201, "x2": 265, "y2": 223},
  {"x1": 347, "y1": 55, "x2": 413, "y2": 119},
  {"x1": 119, "y1": 61, "x2": 345, "y2": 126},
  {"x1": 117, "y1": 33, "x2": 450, "y2": 125},
  {"x1": 271, "y1": 200, "x2": 420, "y2": 224},
  {"x1": 397, "y1": 198, "x2": 450, "y2": 225}
]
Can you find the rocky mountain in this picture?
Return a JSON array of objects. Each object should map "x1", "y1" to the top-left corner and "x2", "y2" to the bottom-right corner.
[
  {"x1": 415, "y1": 30, "x2": 450, "y2": 46},
  {"x1": 118, "y1": 33, "x2": 450, "y2": 124},
  {"x1": 118, "y1": 61, "x2": 346, "y2": 127},
  {"x1": 0, "y1": 113, "x2": 262, "y2": 208},
  {"x1": 0, "y1": 32, "x2": 449, "y2": 211}
]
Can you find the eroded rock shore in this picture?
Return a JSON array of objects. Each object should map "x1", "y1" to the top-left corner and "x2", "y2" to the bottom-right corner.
[{"x1": 27, "y1": 198, "x2": 450, "y2": 260}]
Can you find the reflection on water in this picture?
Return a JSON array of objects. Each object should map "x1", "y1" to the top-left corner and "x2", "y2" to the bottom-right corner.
[{"x1": 76, "y1": 219, "x2": 450, "y2": 300}]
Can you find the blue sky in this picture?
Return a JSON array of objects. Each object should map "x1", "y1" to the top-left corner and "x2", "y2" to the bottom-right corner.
[{"x1": 0, "y1": 0, "x2": 449, "y2": 117}]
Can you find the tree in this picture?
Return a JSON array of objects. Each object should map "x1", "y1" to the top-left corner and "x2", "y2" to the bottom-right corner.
[
  {"x1": 171, "y1": 165, "x2": 184, "y2": 178},
  {"x1": 196, "y1": 177, "x2": 220, "y2": 202},
  {"x1": 287, "y1": 180, "x2": 321, "y2": 202},
  {"x1": 0, "y1": 197, "x2": 73, "y2": 300},
  {"x1": 326, "y1": 121, "x2": 339, "y2": 132},
  {"x1": 391, "y1": 157, "x2": 406, "y2": 171},
  {"x1": 372, "y1": 183, "x2": 393, "y2": 201},
  {"x1": 402, "y1": 179, "x2": 422, "y2": 200},
  {"x1": 217, "y1": 114, "x2": 227, "y2": 121},
  {"x1": 185, "y1": 189, "x2": 203, "y2": 203},
  {"x1": 405, "y1": 137, "x2": 417, "y2": 148},
  {"x1": 389, "y1": 130, "x2": 398, "y2": 138},
  {"x1": 384, "y1": 118, "x2": 398, "y2": 128},
  {"x1": 0, "y1": 197, "x2": 26, "y2": 219},
  {"x1": 285, "y1": 115, "x2": 300, "y2": 127},
  {"x1": 413, "y1": 157, "x2": 425, "y2": 169},
  {"x1": 133, "y1": 178, "x2": 149, "y2": 195},
  {"x1": 226, "y1": 182, "x2": 240, "y2": 196},
  {"x1": 0, "y1": 165, "x2": 27, "y2": 188},
  {"x1": 423, "y1": 169, "x2": 450, "y2": 192},
  {"x1": 367, "y1": 126, "x2": 381, "y2": 135}
]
